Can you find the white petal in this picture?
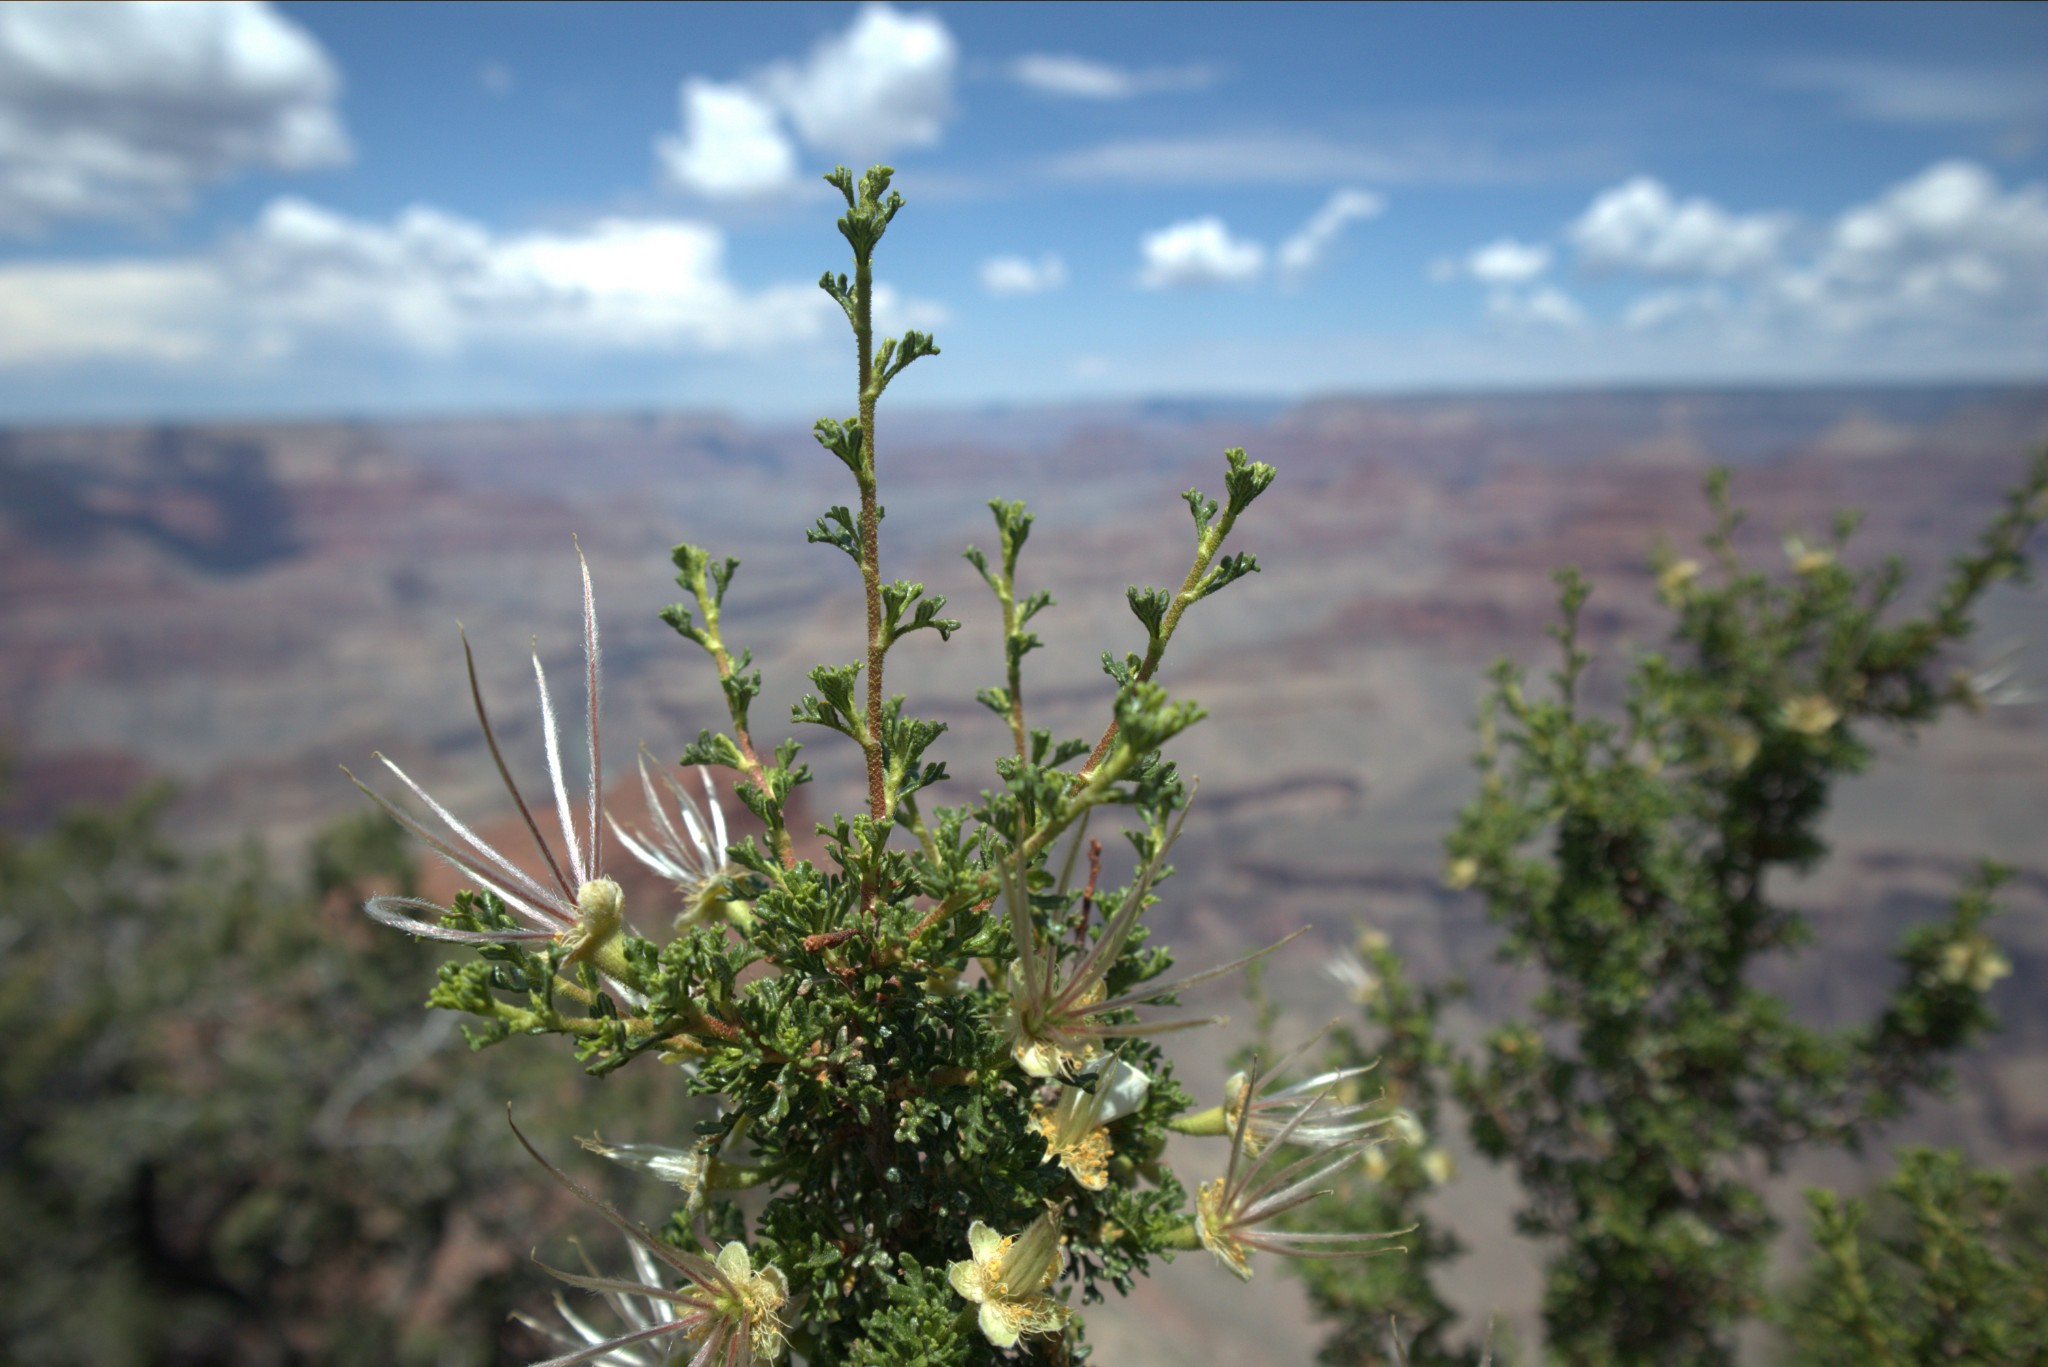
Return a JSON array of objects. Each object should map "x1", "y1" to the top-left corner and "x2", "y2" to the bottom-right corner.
[
  {"x1": 966, "y1": 1220, "x2": 1004, "y2": 1263},
  {"x1": 947, "y1": 1257, "x2": 986, "y2": 1305},
  {"x1": 1095, "y1": 1058, "x2": 1151, "y2": 1125}
]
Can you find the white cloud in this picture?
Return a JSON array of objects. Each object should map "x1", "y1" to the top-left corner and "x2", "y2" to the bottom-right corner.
[
  {"x1": 654, "y1": 4, "x2": 955, "y2": 200},
  {"x1": 478, "y1": 61, "x2": 514, "y2": 97},
  {"x1": 980, "y1": 253, "x2": 1066, "y2": 297},
  {"x1": 1828, "y1": 160, "x2": 2046, "y2": 265},
  {"x1": 1465, "y1": 237, "x2": 1551, "y2": 285},
  {"x1": 1138, "y1": 217, "x2": 1265, "y2": 290},
  {"x1": 1488, "y1": 285, "x2": 1585, "y2": 329},
  {"x1": 657, "y1": 80, "x2": 801, "y2": 199},
  {"x1": 1277, "y1": 188, "x2": 1384, "y2": 278},
  {"x1": 1508, "y1": 160, "x2": 2048, "y2": 348},
  {"x1": 1131, "y1": 193, "x2": 1384, "y2": 292},
  {"x1": 1009, "y1": 54, "x2": 1216, "y2": 100},
  {"x1": 0, "y1": 197, "x2": 955, "y2": 368},
  {"x1": 1428, "y1": 237, "x2": 1551, "y2": 285},
  {"x1": 759, "y1": 3, "x2": 954, "y2": 161},
  {"x1": 0, "y1": 0, "x2": 350, "y2": 234},
  {"x1": 0, "y1": 258, "x2": 223, "y2": 364},
  {"x1": 1762, "y1": 57, "x2": 2048, "y2": 126},
  {"x1": 1775, "y1": 159, "x2": 2048, "y2": 334},
  {"x1": 1569, "y1": 176, "x2": 1791, "y2": 277}
]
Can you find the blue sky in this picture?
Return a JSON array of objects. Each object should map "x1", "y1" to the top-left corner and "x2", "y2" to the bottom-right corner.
[{"x1": 1, "y1": 0, "x2": 2045, "y2": 421}]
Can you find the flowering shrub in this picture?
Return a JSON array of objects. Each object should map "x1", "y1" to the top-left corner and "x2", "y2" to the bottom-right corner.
[
  {"x1": 349, "y1": 166, "x2": 1402, "y2": 1365},
  {"x1": 1786, "y1": 1146, "x2": 2048, "y2": 1364},
  {"x1": 1289, "y1": 453, "x2": 2048, "y2": 1365}
]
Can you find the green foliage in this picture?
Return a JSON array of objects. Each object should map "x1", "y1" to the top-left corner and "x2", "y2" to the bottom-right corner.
[
  {"x1": 1782, "y1": 1148, "x2": 2048, "y2": 1366},
  {"x1": 1295, "y1": 451, "x2": 2048, "y2": 1366},
  {"x1": 324, "y1": 163, "x2": 1377, "y2": 1366},
  {"x1": 1451, "y1": 458, "x2": 2042, "y2": 1365},
  {"x1": 0, "y1": 796, "x2": 673, "y2": 1366},
  {"x1": 844, "y1": 1255, "x2": 976, "y2": 1367}
]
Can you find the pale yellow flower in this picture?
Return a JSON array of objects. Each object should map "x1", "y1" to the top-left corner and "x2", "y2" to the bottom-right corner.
[
  {"x1": 1032, "y1": 1058, "x2": 1149, "y2": 1190},
  {"x1": 1657, "y1": 557, "x2": 1703, "y2": 601},
  {"x1": 1935, "y1": 936, "x2": 2012, "y2": 993},
  {"x1": 1780, "y1": 693, "x2": 1841, "y2": 736},
  {"x1": 1223, "y1": 1057, "x2": 1385, "y2": 1155},
  {"x1": 344, "y1": 551, "x2": 644, "y2": 989},
  {"x1": 999, "y1": 816, "x2": 1296, "y2": 1079},
  {"x1": 512, "y1": 1116, "x2": 789, "y2": 1367},
  {"x1": 947, "y1": 1212, "x2": 1070, "y2": 1348},
  {"x1": 1783, "y1": 534, "x2": 1835, "y2": 575},
  {"x1": 608, "y1": 752, "x2": 744, "y2": 931},
  {"x1": 1193, "y1": 1057, "x2": 1407, "y2": 1283},
  {"x1": 711, "y1": 1243, "x2": 791, "y2": 1366},
  {"x1": 1326, "y1": 949, "x2": 1381, "y2": 1006},
  {"x1": 1710, "y1": 719, "x2": 1761, "y2": 771}
]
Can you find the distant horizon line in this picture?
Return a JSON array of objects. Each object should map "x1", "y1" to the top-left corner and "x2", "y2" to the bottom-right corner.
[{"x1": 5, "y1": 373, "x2": 2046, "y2": 436}]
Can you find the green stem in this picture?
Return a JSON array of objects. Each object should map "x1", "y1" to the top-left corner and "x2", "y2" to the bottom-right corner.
[
  {"x1": 856, "y1": 248, "x2": 887, "y2": 834},
  {"x1": 684, "y1": 561, "x2": 793, "y2": 869},
  {"x1": 1022, "y1": 740, "x2": 1138, "y2": 867},
  {"x1": 902, "y1": 794, "x2": 942, "y2": 865},
  {"x1": 1079, "y1": 502, "x2": 1249, "y2": 779},
  {"x1": 997, "y1": 570, "x2": 1028, "y2": 761},
  {"x1": 848, "y1": 225, "x2": 893, "y2": 930},
  {"x1": 906, "y1": 742, "x2": 1138, "y2": 947}
]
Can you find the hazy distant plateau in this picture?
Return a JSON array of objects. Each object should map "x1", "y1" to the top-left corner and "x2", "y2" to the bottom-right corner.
[{"x1": 5, "y1": 383, "x2": 2047, "y2": 1358}]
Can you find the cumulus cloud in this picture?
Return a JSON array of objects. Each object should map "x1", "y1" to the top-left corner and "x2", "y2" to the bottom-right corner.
[
  {"x1": 1569, "y1": 176, "x2": 1791, "y2": 277},
  {"x1": 1009, "y1": 54, "x2": 1216, "y2": 100},
  {"x1": 0, "y1": 258, "x2": 224, "y2": 365},
  {"x1": 1776, "y1": 159, "x2": 2048, "y2": 334},
  {"x1": 980, "y1": 253, "x2": 1066, "y2": 297},
  {"x1": 1585, "y1": 161, "x2": 2048, "y2": 340},
  {"x1": 223, "y1": 199, "x2": 824, "y2": 356},
  {"x1": 658, "y1": 80, "x2": 801, "y2": 199},
  {"x1": 0, "y1": 196, "x2": 959, "y2": 369},
  {"x1": 0, "y1": 0, "x2": 350, "y2": 234},
  {"x1": 1277, "y1": 188, "x2": 1384, "y2": 278},
  {"x1": 1465, "y1": 237, "x2": 1551, "y2": 285},
  {"x1": 656, "y1": 4, "x2": 955, "y2": 199},
  {"x1": 1138, "y1": 217, "x2": 1265, "y2": 290},
  {"x1": 1131, "y1": 193, "x2": 1384, "y2": 292},
  {"x1": 1492, "y1": 159, "x2": 2048, "y2": 349},
  {"x1": 1828, "y1": 160, "x2": 2045, "y2": 266},
  {"x1": 760, "y1": 4, "x2": 954, "y2": 161}
]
